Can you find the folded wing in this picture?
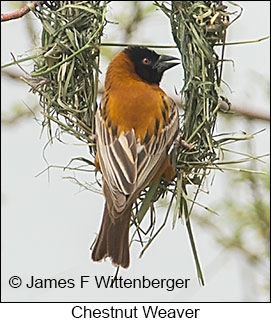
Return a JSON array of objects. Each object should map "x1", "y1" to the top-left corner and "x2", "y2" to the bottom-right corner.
[{"x1": 95, "y1": 96, "x2": 179, "y2": 219}]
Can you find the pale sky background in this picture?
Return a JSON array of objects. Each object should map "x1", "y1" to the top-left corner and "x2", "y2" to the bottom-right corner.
[{"x1": 1, "y1": 1, "x2": 270, "y2": 302}]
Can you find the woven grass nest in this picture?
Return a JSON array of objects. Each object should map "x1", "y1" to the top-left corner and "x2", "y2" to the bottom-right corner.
[{"x1": 23, "y1": 1, "x2": 253, "y2": 284}]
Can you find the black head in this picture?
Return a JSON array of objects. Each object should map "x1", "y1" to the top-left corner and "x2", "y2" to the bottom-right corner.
[{"x1": 124, "y1": 46, "x2": 179, "y2": 85}]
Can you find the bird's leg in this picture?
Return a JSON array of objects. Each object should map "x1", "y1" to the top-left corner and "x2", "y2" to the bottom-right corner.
[
  {"x1": 170, "y1": 133, "x2": 181, "y2": 170},
  {"x1": 180, "y1": 139, "x2": 195, "y2": 150},
  {"x1": 170, "y1": 134, "x2": 195, "y2": 169}
]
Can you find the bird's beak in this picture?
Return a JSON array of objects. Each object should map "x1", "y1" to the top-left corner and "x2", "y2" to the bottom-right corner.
[{"x1": 152, "y1": 54, "x2": 180, "y2": 73}]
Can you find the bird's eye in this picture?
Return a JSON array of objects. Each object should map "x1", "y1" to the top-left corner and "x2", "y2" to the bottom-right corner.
[{"x1": 142, "y1": 58, "x2": 151, "y2": 65}]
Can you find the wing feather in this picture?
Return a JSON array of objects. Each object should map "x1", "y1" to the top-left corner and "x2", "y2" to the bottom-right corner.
[{"x1": 95, "y1": 96, "x2": 179, "y2": 218}]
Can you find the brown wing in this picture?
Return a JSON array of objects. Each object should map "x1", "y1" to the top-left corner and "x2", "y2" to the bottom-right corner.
[{"x1": 95, "y1": 96, "x2": 179, "y2": 219}]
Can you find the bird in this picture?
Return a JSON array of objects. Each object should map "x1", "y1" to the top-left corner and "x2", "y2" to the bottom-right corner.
[{"x1": 92, "y1": 46, "x2": 180, "y2": 268}]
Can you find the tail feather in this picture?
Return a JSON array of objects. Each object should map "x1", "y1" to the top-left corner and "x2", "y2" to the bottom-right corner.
[{"x1": 92, "y1": 204, "x2": 130, "y2": 268}]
